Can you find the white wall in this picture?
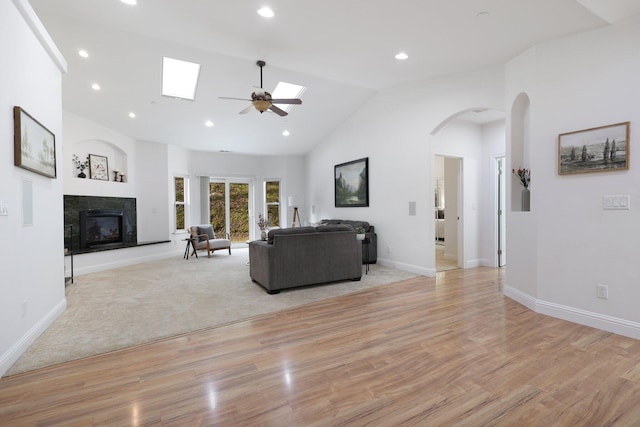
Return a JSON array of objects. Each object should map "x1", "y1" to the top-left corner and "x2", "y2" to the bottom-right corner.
[
  {"x1": 0, "y1": 0, "x2": 66, "y2": 376},
  {"x1": 305, "y1": 66, "x2": 505, "y2": 276},
  {"x1": 505, "y1": 15, "x2": 640, "y2": 337},
  {"x1": 135, "y1": 140, "x2": 170, "y2": 242}
]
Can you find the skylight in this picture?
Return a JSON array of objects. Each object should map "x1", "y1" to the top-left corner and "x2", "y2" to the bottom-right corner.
[
  {"x1": 272, "y1": 82, "x2": 306, "y2": 112},
  {"x1": 162, "y1": 57, "x2": 201, "y2": 101},
  {"x1": 257, "y1": 7, "x2": 274, "y2": 18}
]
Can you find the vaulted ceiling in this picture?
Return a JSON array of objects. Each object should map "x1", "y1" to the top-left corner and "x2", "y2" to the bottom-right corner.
[{"x1": 29, "y1": 0, "x2": 640, "y2": 156}]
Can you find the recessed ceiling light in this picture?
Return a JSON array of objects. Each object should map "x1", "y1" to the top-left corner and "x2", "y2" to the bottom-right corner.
[
  {"x1": 257, "y1": 7, "x2": 274, "y2": 18},
  {"x1": 91, "y1": 83, "x2": 101, "y2": 91},
  {"x1": 128, "y1": 112, "x2": 136, "y2": 118},
  {"x1": 162, "y1": 57, "x2": 201, "y2": 100},
  {"x1": 121, "y1": 0, "x2": 137, "y2": 5},
  {"x1": 78, "y1": 49, "x2": 89, "y2": 58},
  {"x1": 205, "y1": 120, "x2": 214, "y2": 127},
  {"x1": 395, "y1": 52, "x2": 409, "y2": 60},
  {"x1": 282, "y1": 130, "x2": 290, "y2": 136}
]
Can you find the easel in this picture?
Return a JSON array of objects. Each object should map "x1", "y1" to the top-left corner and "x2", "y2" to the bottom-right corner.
[{"x1": 291, "y1": 207, "x2": 301, "y2": 227}]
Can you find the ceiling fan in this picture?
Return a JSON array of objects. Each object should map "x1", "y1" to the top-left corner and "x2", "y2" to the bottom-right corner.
[{"x1": 219, "y1": 60, "x2": 302, "y2": 116}]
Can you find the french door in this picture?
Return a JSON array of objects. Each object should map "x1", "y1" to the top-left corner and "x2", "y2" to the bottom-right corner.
[{"x1": 209, "y1": 180, "x2": 251, "y2": 243}]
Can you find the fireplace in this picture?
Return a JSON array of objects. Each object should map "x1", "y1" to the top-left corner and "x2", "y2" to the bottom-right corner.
[
  {"x1": 79, "y1": 209, "x2": 124, "y2": 249},
  {"x1": 64, "y1": 195, "x2": 137, "y2": 253}
]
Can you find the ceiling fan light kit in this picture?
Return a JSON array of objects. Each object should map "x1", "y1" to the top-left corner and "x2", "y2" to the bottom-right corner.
[
  {"x1": 220, "y1": 60, "x2": 302, "y2": 117},
  {"x1": 253, "y1": 100, "x2": 271, "y2": 113}
]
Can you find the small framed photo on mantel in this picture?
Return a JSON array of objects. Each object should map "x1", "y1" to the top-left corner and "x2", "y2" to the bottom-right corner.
[{"x1": 89, "y1": 154, "x2": 109, "y2": 181}]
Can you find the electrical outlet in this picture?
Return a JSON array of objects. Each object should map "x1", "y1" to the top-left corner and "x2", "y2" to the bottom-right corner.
[{"x1": 596, "y1": 284, "x2": 609, "y2": 299}]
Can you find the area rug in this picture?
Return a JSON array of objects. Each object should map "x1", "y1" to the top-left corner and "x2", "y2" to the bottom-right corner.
[{"x1": 6, "y1": 248, "x2": 417, "y2": 376}]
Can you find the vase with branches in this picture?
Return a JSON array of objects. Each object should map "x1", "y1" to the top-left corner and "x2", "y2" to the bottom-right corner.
[
  {"x1": 512, "y1": 167, "x2": 531, "y2": 211},
  {"x1": 512, "y1": 168, "x2": 530, "y2": 189},
  {"x1": 72, "y1": 154, "x2": 89, "y2": 178},
  {"x1": 257, "y1": 213, "x2": 267, "y2": 240}
]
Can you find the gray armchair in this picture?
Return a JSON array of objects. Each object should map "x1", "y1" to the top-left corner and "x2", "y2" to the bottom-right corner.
[{"x1": 189, "y1": 224, "x2": 231, "y2": 258}]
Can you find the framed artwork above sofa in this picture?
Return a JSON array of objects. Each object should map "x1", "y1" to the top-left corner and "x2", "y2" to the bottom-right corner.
[{"x1": 335, "y1": 157, "x2": 369, "y2": 207}]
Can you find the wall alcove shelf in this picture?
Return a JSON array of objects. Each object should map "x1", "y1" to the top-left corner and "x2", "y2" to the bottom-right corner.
[{"x1": 73, "y1": 139, "x2": 128, "y2": 182}]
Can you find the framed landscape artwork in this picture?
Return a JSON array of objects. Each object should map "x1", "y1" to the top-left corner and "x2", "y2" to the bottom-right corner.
[
  {"x1": 89, "y1": 154, "x2": 109, "y2": 180},
  {"x1": 13, "y1": 106, "x2": 56, "y2": 178},
  {"x1": 558, "y1": 122, "x2": 630, "y2": 175},
  {"x1": 335, "y1": 157, "x2": 369, "y2": 207}
]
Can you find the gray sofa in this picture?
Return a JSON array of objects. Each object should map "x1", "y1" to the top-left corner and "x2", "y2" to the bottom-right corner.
[
  {"x1": 249, "y1": 225, "x2": 362, "y2": 294},
  {"x1": 321, "y1": 219, "x2": 377, "y2": 264}
]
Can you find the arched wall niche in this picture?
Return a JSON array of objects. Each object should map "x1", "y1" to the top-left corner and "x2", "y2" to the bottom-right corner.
[
  {"x1": 510, "y1": 93, "x2": 530, "y2": 212},
  {"x1": 71, "y1": 139, "x2": 127, "y2": 181}
]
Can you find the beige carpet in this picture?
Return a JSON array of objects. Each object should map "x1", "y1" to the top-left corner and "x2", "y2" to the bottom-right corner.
[{"x1": 6, "y1": 248, "x2": 417, "y2": 376}]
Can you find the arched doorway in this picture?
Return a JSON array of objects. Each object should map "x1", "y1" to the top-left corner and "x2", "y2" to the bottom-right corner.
[{"x1": 430, "y1": 108, "x2": 506, "y2": 272}]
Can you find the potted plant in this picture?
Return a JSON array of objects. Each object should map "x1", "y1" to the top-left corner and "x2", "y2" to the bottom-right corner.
[
  {"x1": 72, "y1": 154, "x2": 89, "y2": 178},
  {"x1": 257, "y1": 213, "x2": 267, "y2": 240},
  {"x1": 355, "y1": 226, "x2": 366, "y2": 240}
]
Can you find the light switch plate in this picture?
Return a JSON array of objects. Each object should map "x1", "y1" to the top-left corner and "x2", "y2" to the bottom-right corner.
[
  {"x1": 603, "y1": 195, "x2": 630, "y2": 210},
  {"x1": 0, "y1": 201, "x2": 8, "y2": 216}
]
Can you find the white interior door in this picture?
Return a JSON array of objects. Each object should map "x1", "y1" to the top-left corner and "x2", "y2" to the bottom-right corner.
[{"x1": 497, "y1": 157, "x2": 506, "y2": 267}]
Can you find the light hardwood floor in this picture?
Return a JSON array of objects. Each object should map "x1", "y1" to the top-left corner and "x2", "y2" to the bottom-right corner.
[{"x1": 2, "y1": 267, "x2": 640, "y2": 426}]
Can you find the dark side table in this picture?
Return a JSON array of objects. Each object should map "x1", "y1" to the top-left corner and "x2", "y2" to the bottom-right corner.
[
  {"x1": 362, "y1": 237, "x2": 370, "y2": 274},
  {"x1": 183, "y1": 238, "x2": 198, "y2": 260}
]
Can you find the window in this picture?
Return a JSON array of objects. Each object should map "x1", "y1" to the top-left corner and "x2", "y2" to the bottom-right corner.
[
  {"x1": 209, "y1": 180, "x2": 251, "y2": 242},
  {"x1": 174, "y1": 176, "x2": 187, "y2": 231},
  {"x1": 265, "y1": 180, "x2": 280, "y2": 228}
]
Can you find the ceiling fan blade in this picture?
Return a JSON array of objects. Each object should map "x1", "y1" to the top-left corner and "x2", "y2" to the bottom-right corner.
[
  {"x1": 269, "y1": 104, "x2": 288, "y2": 117},
  {"x1": 270, "y1": 98, "x2": 302, "y2": 105},
  {"x1": 239, "y1": 105, "x2": 254, "y2": 114},
  {"x1": 219, "y1": 96, "x2": 252, "y2": 101}
]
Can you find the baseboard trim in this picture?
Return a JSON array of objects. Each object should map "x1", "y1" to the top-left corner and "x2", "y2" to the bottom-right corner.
[
  {"x1": 0, "y1": 298, "x2": 67, "y2": 377},
  {"x1": 377, "y1": 258, "x2": 434, "y2": 277},
  {"x1": 503, "y1": 285, "x2": 640, "y2": 340},
  {"x1": 464, "y1": 258, "x2": 483, "y2": 268}
]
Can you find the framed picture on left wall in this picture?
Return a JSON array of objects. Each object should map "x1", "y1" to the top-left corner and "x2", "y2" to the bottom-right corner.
[
  {"x1": 13, "y1": 106, "x2": 57, "y2": 178},
  {"x1": 89, "y1": 154, "x2": 109, "y2": 180}
]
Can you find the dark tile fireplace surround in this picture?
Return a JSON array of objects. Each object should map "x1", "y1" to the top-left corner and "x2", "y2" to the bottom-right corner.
[{"x1": 64, "y1": 195, "x2": 166, "y2": 255}]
